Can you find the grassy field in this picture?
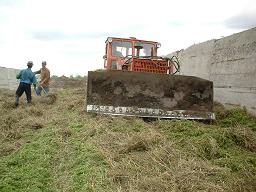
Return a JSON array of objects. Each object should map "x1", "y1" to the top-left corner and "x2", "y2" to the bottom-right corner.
[{"x1": 0, "y1": 86, "x2": 256, "y2": 192}]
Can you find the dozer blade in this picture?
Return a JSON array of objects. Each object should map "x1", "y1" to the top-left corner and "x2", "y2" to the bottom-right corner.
[{"x1": 86, "y1": 70, "x2": 215, "y2": 120}]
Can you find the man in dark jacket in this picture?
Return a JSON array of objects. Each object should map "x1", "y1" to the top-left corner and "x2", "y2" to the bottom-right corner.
[{"x1": 15, "y1": 61, "x2": 37, "y2": 106}]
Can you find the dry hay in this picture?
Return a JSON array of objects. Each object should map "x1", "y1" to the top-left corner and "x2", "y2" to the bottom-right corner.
[
  {"x1": 0, "y1": 140, "x2": 24, "y2": 157},
  {"x1": 40, "y1": 93, "x2": 57, "y2": 105},
  {"x1": 1, "y1": 109, "x2": 24, "y2": 140},
  {"x1": 0, "y1": 88, "x2": 14, "y2": 99},
  {"x1": 108, "y1": 169, "x2": 130, "y2": 187},
  {"x1": 0, "y1": 144, "x2": 16, "y2": 157},
  {"x1": 227, "y1": 126, "x2": 256, "y2": 152},
  {"x1": 0, "y1": 89, "x2": 16, "y2": 110},
  {"x1": 0, "y1": 89, "x2": 52, "y2": 142},
  {"x1": 85, "y1": 128, "x2": 97, "y2": 137},
  {"x1": 56, "y1": 127, "x2": 73, "y2": 139},
  {"x1": 25, "y1": 106, "x2": 44, "y2": 116},
  {"x1": 67, "y1": 99, "x2": 84, "y2": 110},
  {"x1": 1, "y1": 100, "x2": 17, "y2": 109},
  {"x1": 106, "y1": 142, "x2": 230, "y2": 192},
  {"x1": 119, "y1": 136, "x2": 149, "y2": 154},
  {"x1": 93, "y1": 118, "x2": 244, "y2": 192},
  {"x1": 29, "y1": 122, "x2": 44, "y2": 130}
]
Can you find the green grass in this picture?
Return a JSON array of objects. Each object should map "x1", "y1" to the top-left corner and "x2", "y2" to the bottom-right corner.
[
  {"x1": 0, "y1": 126, "x2": 113, "y2": 192},
  {"x1": 0, "y1": 127, "x2": 58, "y2": 192},
  {"x1": 215, "y1": 105, "x2": 256, "y2": 130}
]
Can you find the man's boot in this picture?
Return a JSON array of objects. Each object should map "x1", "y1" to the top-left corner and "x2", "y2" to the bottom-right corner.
[
  {"x1": 27, "y1": 99, "x2": 32, "y2": 105},
  {"x1": 15, "y1": 95, "x2": 19, "y2": 107}
]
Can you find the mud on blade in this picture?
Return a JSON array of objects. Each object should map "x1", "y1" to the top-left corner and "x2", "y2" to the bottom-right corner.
[{"x1": 86, "y1": 70, "x2": 215, "y2": 120}]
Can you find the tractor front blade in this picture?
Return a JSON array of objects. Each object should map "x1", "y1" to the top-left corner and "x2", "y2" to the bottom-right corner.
[{"x1": 86, "y1": 70, "x2": 214, "y2": 120}]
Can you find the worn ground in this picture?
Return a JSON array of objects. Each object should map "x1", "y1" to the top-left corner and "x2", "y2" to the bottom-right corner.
[{"x1": 0, "y1": 79, "x2": 256, "y2": 192}]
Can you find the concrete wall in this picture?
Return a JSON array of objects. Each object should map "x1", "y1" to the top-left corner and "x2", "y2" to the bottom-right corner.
[
  {"x1": 167, "y1": 27, "x2": 256, "y2": 115},
  {"x1": 0, "y1": 67, "x2": 20, "y2": 90}
]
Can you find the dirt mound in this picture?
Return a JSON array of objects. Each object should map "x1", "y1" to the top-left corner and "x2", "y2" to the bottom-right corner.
[{"x1": 50, "y1": 76, "x2": 86, "y2": 89}]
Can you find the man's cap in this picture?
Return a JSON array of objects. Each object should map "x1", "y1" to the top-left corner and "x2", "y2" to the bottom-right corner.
[
  {"x1": 42, "y1": 61, "x2": 47, "y2": 64},
  {"x1": 27, "y1": 61, "x2": 33, "y2": 67}
]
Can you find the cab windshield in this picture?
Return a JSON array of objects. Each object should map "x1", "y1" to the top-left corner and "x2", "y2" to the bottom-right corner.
[
  {"x1": 138, "y1": 43, "x2": 154, "y2": 57},
  {"x1": 112, "y1": 41, "x2": 132, "y2": 57}
]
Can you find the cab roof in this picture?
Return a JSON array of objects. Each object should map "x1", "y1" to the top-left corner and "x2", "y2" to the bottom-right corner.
[{"x1": 106, "y1": 37, "x2": 159, "y2": 44}]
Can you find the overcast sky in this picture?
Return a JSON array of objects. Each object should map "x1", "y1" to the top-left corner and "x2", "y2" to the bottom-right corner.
[{"x1": 0, "y1": 0, "x2": 255, "y2": 76}]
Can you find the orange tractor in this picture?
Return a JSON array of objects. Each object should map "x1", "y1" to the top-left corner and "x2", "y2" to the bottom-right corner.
[
  {"x1": 86, "y1": 37, "x2": 214, "y2": 120},
  {"x1": 103, "y1": 37, "x2": 179, "y2": 74}
]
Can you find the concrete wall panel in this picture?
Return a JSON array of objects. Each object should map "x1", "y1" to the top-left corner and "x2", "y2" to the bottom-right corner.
[
  {"x1": 168, "y1": 27, "x2": 256, "y2": 115},
  {"x1": 0, "y1": 67, "x2": 20, "y2": 90}
]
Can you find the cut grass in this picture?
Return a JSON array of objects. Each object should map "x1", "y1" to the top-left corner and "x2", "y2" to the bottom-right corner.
[
  {"x1": 0, "y1": 88, "x2": 117, "y2": 192},
  {"x1": 214, "y1": 102, "x2": 256, "y2": 130},
  {"x1": 0, "y1": 87, "x2": 256, "y2": 192}
]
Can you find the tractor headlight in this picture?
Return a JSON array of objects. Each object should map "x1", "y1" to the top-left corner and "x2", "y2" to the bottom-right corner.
[
  {"x1": 157, "y1": 43, "x2": 161, "y2": 48},
  {"x1": 107, "y1": 37, "x2": 113, "y2": 43}
]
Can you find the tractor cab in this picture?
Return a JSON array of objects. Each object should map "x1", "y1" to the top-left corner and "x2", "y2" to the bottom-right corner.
[{"x1": 103, "y1": 37, "x2": 160, "y2": 70}]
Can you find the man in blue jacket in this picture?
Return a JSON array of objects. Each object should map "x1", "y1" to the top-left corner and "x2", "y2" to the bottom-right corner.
[{"x1": 15, "y1": 61, "x2": 37, "y2": 106}]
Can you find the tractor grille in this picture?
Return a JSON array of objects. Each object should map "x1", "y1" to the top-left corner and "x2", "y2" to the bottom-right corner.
[{"x1": 131, "y1": 58, "x2": 170, "y2": 74}]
